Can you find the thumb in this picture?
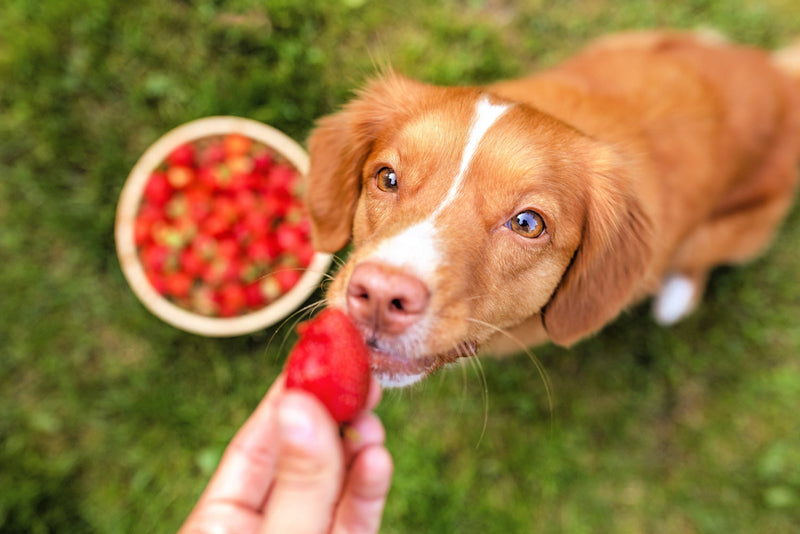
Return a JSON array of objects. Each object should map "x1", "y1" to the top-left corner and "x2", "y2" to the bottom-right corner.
[{"x1": 260, "y1": 391, "x2": 345, "y2": 534}]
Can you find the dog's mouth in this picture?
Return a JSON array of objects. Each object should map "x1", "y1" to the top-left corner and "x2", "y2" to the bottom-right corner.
[{"x1": 366, "y1": 338, "x2": 478, "y2": 388}]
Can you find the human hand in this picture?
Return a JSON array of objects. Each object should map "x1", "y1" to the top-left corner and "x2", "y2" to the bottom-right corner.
[{"x1": 178, "y1": 373, "x2": 392, "y2": 534}]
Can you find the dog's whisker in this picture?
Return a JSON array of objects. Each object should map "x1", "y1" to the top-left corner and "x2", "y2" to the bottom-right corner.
[
  {"x1": 254, "y1": 259, "x2": 336, "y2": 358},
  {"x1": 459, "y1": 342, "x2": 490, "y2": 449},
  {"x1": 266, "y1": 297, "x2": 328, "y2": 358},
  {"x1": 465, "y1": 317, "x2": 554, "y2": 425},
  {"x1": 327, "y1": 254, "x2": 347, "y2": 270},
  {"x1": 252, "y1": 264, "x2": 336, "y2": 288}
]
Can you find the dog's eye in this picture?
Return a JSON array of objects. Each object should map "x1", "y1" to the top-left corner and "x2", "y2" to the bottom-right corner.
[
  {"x1": 506, "y1": 210, "x2": 545, "y2": 238},
  {"x1": 376, "y1": 167, "x2": 398, "y2": 192}
]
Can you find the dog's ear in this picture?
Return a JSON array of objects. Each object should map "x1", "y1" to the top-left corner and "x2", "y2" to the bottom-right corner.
[
  {"x1": 543, "y1": 147, "x2": 653, "y2": 346},
  {"x1": 304, "y1": 73, "x2": 426, "y2": 252}
]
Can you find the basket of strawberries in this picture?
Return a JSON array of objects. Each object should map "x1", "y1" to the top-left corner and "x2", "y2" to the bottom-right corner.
[{"x1": 115, "y1": 116, "x2": 331, "y2": 336}]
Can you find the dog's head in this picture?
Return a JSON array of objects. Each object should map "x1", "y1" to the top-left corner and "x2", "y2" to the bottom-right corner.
[{"x1": 305, "y1": 73, "x2": 651, "y2": 387}]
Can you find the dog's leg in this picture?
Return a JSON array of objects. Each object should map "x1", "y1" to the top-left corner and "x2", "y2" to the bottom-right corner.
[{"x1": 654, "y1": 188, "x2": 796, "y2": 325}]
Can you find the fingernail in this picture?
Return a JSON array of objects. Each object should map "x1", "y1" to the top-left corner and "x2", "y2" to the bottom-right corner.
[{"x1": 278, "y1": 396, "x2": 315, "y2": 445}]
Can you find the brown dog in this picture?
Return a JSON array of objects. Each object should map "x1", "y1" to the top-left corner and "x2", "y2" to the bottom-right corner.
[{"x1": 304, "y1": 31, "x2": 800, "y2": 387}]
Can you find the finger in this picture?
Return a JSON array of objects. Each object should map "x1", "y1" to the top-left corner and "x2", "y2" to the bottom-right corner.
[
  {"x1": 178, "y1": 500, "x2": 262, "y2": 534},
  {"x1": 331, "y1": 445, "x2": 393, "y2": 534},
  {"x1": 342, "y1": 412, "x2": 385, "y2": 466},
  {"x1": 260, "y1": 390, "x2": 345, "y2": 534},
  {"x1": 365, "y1": 377, "x2": 383, "y2": 411},
  {"x1": 192, "y1": 374, "x2": 286, "y2": 512}
]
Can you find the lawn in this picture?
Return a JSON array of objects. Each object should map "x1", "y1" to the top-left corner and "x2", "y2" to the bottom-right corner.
[{"x1": 1, "y1": 1, "x2": 800, "y2": 533}]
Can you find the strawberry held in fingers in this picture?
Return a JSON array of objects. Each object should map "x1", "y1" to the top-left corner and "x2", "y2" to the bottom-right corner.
[{"x1": 285, "y1": 309, "x2": 371, "y2": 424}]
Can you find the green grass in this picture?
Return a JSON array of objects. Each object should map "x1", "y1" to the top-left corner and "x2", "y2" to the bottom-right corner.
[{"x1": 2, "y1": 1, "x2": 800, "y2": 532}]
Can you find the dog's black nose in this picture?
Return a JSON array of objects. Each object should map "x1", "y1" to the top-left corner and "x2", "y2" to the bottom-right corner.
[{"x1": 346, "y1": 262, "x2": 430, "y2": 336}]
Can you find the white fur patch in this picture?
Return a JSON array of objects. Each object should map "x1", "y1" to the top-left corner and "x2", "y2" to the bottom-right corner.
[
  {"x1": 653, "y1": 274, "x2": 697, "y2": 325},
  {"x1": 370, "y1": 219, "x2": 440, "y2": 280},
  {"x1": 374, "y1": 371, "x2": 427, "y2": 388}
]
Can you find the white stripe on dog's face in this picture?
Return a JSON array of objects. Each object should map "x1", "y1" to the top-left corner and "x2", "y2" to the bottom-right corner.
[
  {"x1": 371, "y1": 218, "x2": 439, "y2": 279},
  {"x1": 370, "y1": 96, "x2": 511, "y2": 279},
  {"x1": 432, "y1": 97, "x2": 511, "y2": 218}
]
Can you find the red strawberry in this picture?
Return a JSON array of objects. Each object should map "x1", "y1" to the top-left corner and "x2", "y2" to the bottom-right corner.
[
  {"x1": 232, "y1": 220, "x2": 255, "y2": 247},
  {"x1": 224, "y1": 133, "x2": 252, "y2": 157},
  {"x1": 226, "y1": 155, "x2": 254, "y2": 176},
  {"x1": 165, "y1": 193, "x2": 188, "y2": 219},
  {"x1": 234, "y1": 189, "x2": 261, "y2": 214},
  {"x1": 167, "y1": 165, "x2": 195, "y2": 189},
  {"x1": 216, "y1": 236, "x2": 239, "y2": 260},
  {"x1": 247, "y1": 237, "x2": 279, "y2": 264},
  {"x1": 215, "y1": 282, "x2": 248, "y2": 317},
  {"x1": 197, "y1": 165, "x2": 219, "y2": 190},
  {"x1": 284, "y1": 309, "x2": 371, "y2": 423},
  {"x1": 134, "y1": 217, "x2": 153, "y2": 247},
  {"x1": 199, "y1": 140, "x2": 226, "y2": 167},
  {"x1": 143, "y1": 171, "x2": 172, "y2": 206},
  {"x1": 243, "y1": 211, "x2": 271, "y2": 238},
  {"x1": 202, "y1": 212, "x2": 231, "y2": 238},
  {"x1": 180, "y1": 247, "x2": 206, "y2": 277},
  {"x1": 192, "y1": 234, "x2": 218, "y2": 261},
  {"x1": 269, "y1": 164, "x2": 297, "y2": 194},
  {"x1": 166, "y1": 143, "x2": 196, "y2": 167},
  {"x1": 151, "y1": 220, "x2": 189, "y2": 250},
  {"x1": 165, "y1": 271, "x2": 193, "y2": 298},
  {"x1": 145, "y1": 269, "x2": 169, "y2": 295},
  {"x1": 252, "y1": 150, "x2": 273, "y2": 174},
  {"x1": 275, "y1": 222, "x2": 306, "y2": 254},
  {"x1": 172, "y1": 215, "x2": 198, "y2": 244},
  {"x1": 242, "y1": 281, "x2": 266, "y2": 308},
  {"x1": 259, "y1": 193, "x2": 283, "y2": 220},
  {"x1": 222, "y1": 256, "x2": 245, "y2": 283},
  {"x1": 184, "y1": 186, "x2": 214, "y2": 222},
  {"x1": 260, "y1": 275, "x2": 283, "y2": 302},
  {"x1": 134, "y1": 205, "x2": 163, "y2": 246},
  {"x1": 295, "y1": 242, "x2": 316, "y2": 268},
  {"x1": 210, "y1": 163, "x2": 236, "y2": 190},
  {"x1": 274, "y1": 268, "x2": 301, "y2": 293},
  {"x1": 141, "y1": 243, "x2": 173, "y2": 273},
  {"x1": 213, "y1": 196, "x2": 240, "y2": 224},
  {"x1": 191, "y1": 286, "x2": 218, "y2": 316},
  {"x1": 201, "y1": 258, "x2": 229, "y2": 287},
  {"x1": 239, "y1": 259, "x2": 263, "y2": 285}
]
